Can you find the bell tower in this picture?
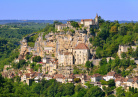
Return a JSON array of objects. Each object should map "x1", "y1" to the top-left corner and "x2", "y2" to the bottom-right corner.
[{"x1": 95, "y1": 13, "x2": 99, "y2": 25}]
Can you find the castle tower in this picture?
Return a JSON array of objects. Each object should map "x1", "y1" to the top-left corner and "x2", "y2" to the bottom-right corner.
[{"x1": 95, "y1": 13, "x2": 99, "y2": 25}]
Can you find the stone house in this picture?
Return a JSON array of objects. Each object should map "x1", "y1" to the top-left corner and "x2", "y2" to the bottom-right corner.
[
  {"x1": 74, "y1": 74, "x2": 91, "y2": 85},
  {"x1": 115, "y1": 76, "x2": 127, "y2": 88},
  {"x1": 73, "y1": 43, "x2": 90, "y2": 65},
  {"x1": 63, "y1": 52, "x2": 73, "y2": 66},
  {"x1": 34, "y1": 72, "x2": 43, "y2": 83},
  {"x1": 91, "y1": 73, "x2": 102, "y2": 82},
  {"x1": 81, "y1": 14, "x2": 99, "y2": 28},
  {"x1": 53, "y1": 74, "x2": 65, "y2": 83},
  {"x1": 115, "y1": 76, "x2": 138, "y2": 89},
  {"x1": 65, "y1": 74, "x2": 75, "y2": 83},
  {"x1": 82, "y1": 75, "x2": 91, "y2": 85},
  {"x1": 57, "y1": 51, "x2": 73, "y2": 66},
  {"x1": 55, "y1": 22, "x2": 73, "y2": 31},
  {"x1": 55, "y1": 24, "x2": 67, "y2": 31},
  {"x1": 103, "y1": 71, "x2": 116, "y2": 81},
  {"x1": 57, "y1": 66, "x2": 73, "y2": 76},
  {"x1": 118, "y1": 45, "x2": 137, "y2": 58},
  {"x1": 43, "y1": 74, "x2": 53, "y2": 80},
  {"x1": 42, "y1": 57, "x2": 50, "y2": 74},
  {"x1": 118, "y1": 45, "x2": 130, "y2": 58},
  {"x1": 57, "y1": 51, "x2": 64, "y2": 66},
  {"x1": 21, "y1": 71, "x2": 42, "y2": 85},
  {"x1": 8, "y1": 72, "x2": 15, "y2": 79},
  {"x1": 48, "y1": 59, "x2": 58, "y2": 75}
]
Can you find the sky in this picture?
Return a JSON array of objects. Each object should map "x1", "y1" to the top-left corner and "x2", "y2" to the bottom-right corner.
[{"x1": 0, "y1": 0, "x2": 138, "y2": 21}]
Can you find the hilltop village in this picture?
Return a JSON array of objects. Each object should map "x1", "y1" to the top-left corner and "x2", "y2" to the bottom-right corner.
[{"x1": 2, "y1": 14, "x2": 138, "y2": 93}]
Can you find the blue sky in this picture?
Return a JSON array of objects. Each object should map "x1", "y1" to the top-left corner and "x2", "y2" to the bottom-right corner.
[{"x1": 0, "y1": 0, "x2": 138, "y2": 21}]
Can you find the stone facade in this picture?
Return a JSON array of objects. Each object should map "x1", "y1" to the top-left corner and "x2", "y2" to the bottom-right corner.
[
  {"x1": 81, "y1": 14, "x2": 99, "y2": 28},
  {"x1": 73, "y1": 43, "x2": 89, "y2": 65}
]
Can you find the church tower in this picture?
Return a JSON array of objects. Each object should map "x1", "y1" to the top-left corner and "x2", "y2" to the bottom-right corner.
[{"x1": 95, "y1": 13, "x2": 99, "y2": 25}]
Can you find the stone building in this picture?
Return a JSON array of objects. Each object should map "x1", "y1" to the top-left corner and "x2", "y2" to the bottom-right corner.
[
  {"x1": 81, "y1": 14, "x2": 99, "y2": 28},
  {"x1": 118, "y1": 45, "x2": 137, "y2": 58},
  {"x1": 57, "y1": 51, "x2": 73, "y2": 67},
  {"x1": 48, "y1": 58, "x2": 58, "y2": 75},
  {"x1": 55, "y1": 22, "x2": 73, "y2": 31},
  {"x1": 63, "y1": 52, "x2": 73, "y2": 66},
  {"x1": 73, "y1": 43, "x2": 89, "y2": 65},
  {"x1": 118, "y1": 45, "x2": 130, "y2": 58}
]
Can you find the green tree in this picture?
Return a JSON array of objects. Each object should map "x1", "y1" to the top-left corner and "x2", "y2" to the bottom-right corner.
[
  {"x1": 85, "y1": 61, "x2": 93, "y2": 69},
  {"x1": 108, "y1": 79, "x2": 115, "y2": 88},
  {"x1": 100, "y1": 58, "x2": 107, "y2": 66},
  {"x1": 74, "y1": 78, "x2": 81, "y2": 83},
  {"x1": 121, "y1": 52, "x2": 127, "y2": 58},
  {"x1": 103, "y1": 86, "x2": 112, "y2": 96},
  {"x1": 110, "y1": 26, "x2": 118, "y2": 33},
  {"x1": 116, "y1": 87, "x2": 125, "y2": 97},
  {"x1": 33, "y1": 56, "x2": 41, "y2": 62},
  {"x1": 84, "y1": 86, "x2": 105, "y2": 97},
  {"x1": 90, "y1": 28, "x2": 95, "y2": 36},
  {"x1": 71, "y1": 21, "x2": 79, "y2": 28},
  {"x1": 119, "y1": 25, "x2": 127, "y2": 35}
]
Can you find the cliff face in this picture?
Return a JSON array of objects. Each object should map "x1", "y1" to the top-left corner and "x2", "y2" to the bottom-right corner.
[
  {"x1": 18, "y1": 28, "x2": 91, "y2": 67},
  {"x1": 19, "y1": 38, "x2": 28, "y2": 59}
]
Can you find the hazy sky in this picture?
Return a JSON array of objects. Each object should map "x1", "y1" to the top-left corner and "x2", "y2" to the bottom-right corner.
[{"x1": 0, "y1": 0, "x2": 138, "y2": 21}]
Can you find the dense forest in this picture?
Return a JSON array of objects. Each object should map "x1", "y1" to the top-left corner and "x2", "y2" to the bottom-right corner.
[
  {"x1": 0, "y1": 23, "x2": 47, "y2": 71},
  {"x1": 1, "y1": 74, "x2": 138, "y2": 97},
  {"x1": 88, "y1": 17, "x2": 138, "y2": 76}
]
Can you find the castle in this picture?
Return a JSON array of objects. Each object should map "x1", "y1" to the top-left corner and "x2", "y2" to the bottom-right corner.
[
  {"x1": 81, "y1": 13, "x2": 99, "y2": 28},
  {"x1": 55, "y1": 14, "x2": 99, "y2": 32}
]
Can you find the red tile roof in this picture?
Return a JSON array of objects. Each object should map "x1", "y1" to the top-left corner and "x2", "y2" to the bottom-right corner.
[
  {"x1": 54, "y1": 74, "x2": 65, "y2": 79},
  {"x1": 107, "y1": 71, "x2": 116, "y2": 76},
  {"x1": 92, "y1": 73, "x2": 102, "y2": 77},
  {"x1": 81, "y1": 19, "x2": 93, "y2": 22},
  {"x1": 74, "y1": 43, "x2": 89, "y2": 49},
  {"x1": 68, "y1": 74, "x2": 75, "y2": 79},
  {"x1": 25, "y1": 73, "x2": 31, "y2": 78},
  {"x1": 84, "y1": 75, "x2": 91, "y2": 81},
  {"x1": 115, "y1": 74, "x2": 122, "y2": 78}
]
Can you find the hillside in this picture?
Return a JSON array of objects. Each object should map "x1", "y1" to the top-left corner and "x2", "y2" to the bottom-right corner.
[
  {"x1": 1, "y1": 17, "x2": 138, "y2": 97},
  {"x1": 0, "y1": 22, "x2": 47, "y2": 70}
]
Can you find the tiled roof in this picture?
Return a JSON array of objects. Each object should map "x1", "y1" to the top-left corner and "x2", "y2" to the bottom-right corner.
[
  {"x1": 81, "y1": 19, "x2": 93, "y2": 22},
  {"x1": 64, "y1": 52, "x2": 72, "y2": 55},
  {"x1": 54, "y1": 74, "x2": 65, "y2": 79},
  {"x1": 67, "y1": 74, "x2": 75, "y2": 79},
  {"x1": 115, "y1": 77, "x2": 125, "y2": 82},
  {"x1": 92, "y1": 73, "x2": 102, "y2": 77},
  {"x1": 115, "y1": 74, "x2": 122, "y2": 78},
  {"x1": 84, "y1": 75, "x2": 91, "y2": 81},
  {"x1": 107, "y1": 71, "x2": 116, "y2": 76},
  {"x1": 60, "y1": 24, "x2": 66, "y2": 26},
  {"x1": 25, "y1": 73, "x2": 31, "y2": 78},
  {"x1": 74, "y1": 43, "x2": 89, "y2": 49}
]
